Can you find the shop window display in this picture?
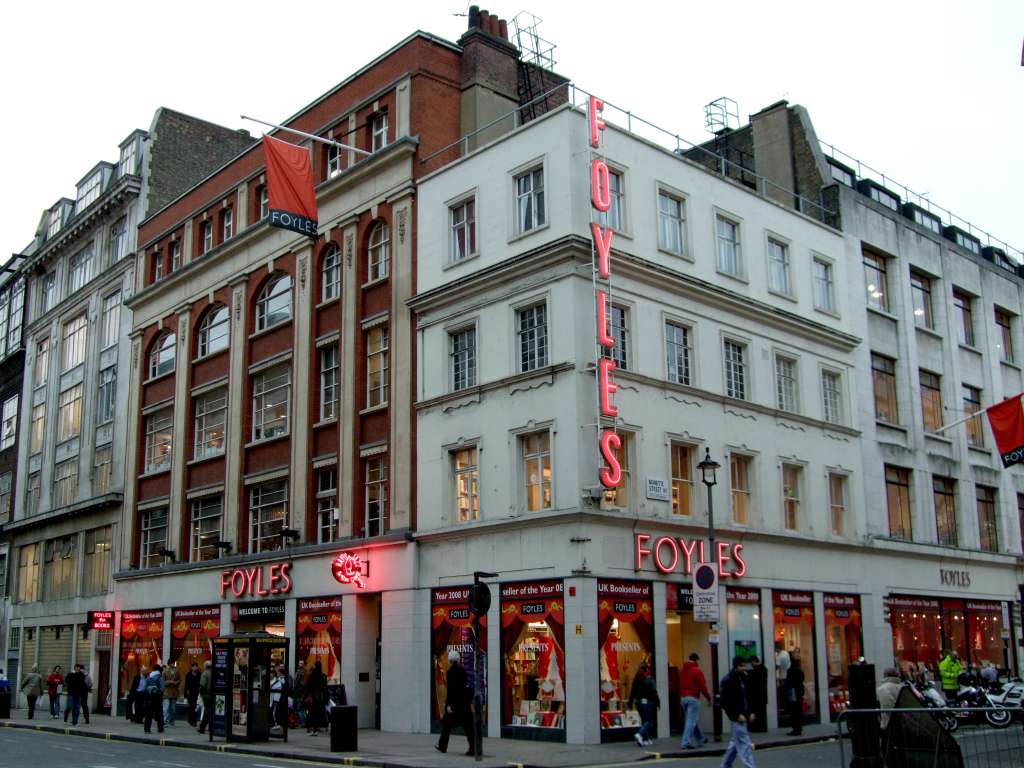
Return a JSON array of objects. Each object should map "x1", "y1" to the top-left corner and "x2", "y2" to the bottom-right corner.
[
  {"x1": 726, "y1": 587, "x2": 762, "y2": 663},
  {"x1": 667, "y1": 584, "x2": 714, "y2": 735},
  {"x1": 823, "y1": 594, "x2": 862, "y2": 719},
  {"x1": 966, "y1": 601, "x2": 1006, "y2": 669},
  {"x1": 119, "y1": 610, "x2": 165, "y2": 700},
  {"x1": 298, "y1": 598, "x2": 342, "y2": 685},
  {"x1": 597, "y1": 580, "x2": 654, "y2": 734},
  {"x1": 772, "y1": 590, "x2": 818, "y2": 724},
  {"x1": 501, "y1": 580, "x2": 565, "y2": 734},
  {"x1": 171, "y1": 606, "x2": 220, "y2": 683},
  {"x1": 432, "y1": 587, "x2": 487, "y2": 731}
]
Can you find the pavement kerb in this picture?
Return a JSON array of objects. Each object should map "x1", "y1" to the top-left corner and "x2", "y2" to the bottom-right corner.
[{"x1": 1, "y1": 719, "x2": 836, "y2": 767}]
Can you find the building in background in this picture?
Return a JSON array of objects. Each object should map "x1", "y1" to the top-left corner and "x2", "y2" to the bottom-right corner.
[{"x1": 5, "y1": 111, "x2": 252, "y2": 714}]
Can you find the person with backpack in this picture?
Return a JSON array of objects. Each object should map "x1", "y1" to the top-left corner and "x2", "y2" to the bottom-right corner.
[
  {"x1": 20, "y1": 665, "x2": 43, "y2": 719},
  {"x1": 143, "y1": 664, "x2": 166, "y2": 734},
  {"x1": 628, "y1": 661, "x2": 661, "y2": 747}
]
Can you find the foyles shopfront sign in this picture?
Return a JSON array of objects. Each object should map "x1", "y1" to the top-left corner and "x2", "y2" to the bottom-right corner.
[{"x1": 634, "y1": 533, "x2": 747, "y2": 578}]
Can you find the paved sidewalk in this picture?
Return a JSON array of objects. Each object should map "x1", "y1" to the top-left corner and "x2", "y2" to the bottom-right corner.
[{"x1": 1, "y1": 710, "x2": 835, "y2": 767}]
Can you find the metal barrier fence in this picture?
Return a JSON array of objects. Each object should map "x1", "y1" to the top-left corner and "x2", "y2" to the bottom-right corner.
[{"x1": 837, "y1": 708, "x2": 1024, "y2": 767}]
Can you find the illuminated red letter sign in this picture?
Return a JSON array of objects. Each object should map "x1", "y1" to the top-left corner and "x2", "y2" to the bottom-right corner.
[
  {"x1": 220, "y1": 562, "x2": 293, "y2": 598},
  {"x1": 633, "y1": 533, "x2": 749, "y2": 579},
  {"x1": 331, "y1": 552, "x2": 367, "y2": 589}
]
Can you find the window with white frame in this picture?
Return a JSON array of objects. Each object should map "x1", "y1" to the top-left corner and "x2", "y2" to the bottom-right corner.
[
  {"x1": 259, "y1": 186, "x2": 269, "y2": 220},
  {"x1": 191, "y1": 495, "x2": 223, "y2": 561},
  {"x1": 25, "y1": 472, "x2": 40, "y2": 516},
  {"x1": 170, "y1": 241, "x2": 181, "y2": 272},
  {"x1": 35, "y1": 337, "x2": 49, "y2": 387},
  {"x1": 828, "y1": 161, "x2": 853, "y2": 187},
  {"x1": 521, "y1": 431, "x2": 552, "y2": 512},
  {"x1": 723, "y1": 339, "x2": 747, "y2": 400},
  {"x1": 869, "y1": 186, "x2": 899, "y2": 212},
  {"x1": 366, "y1": 325, "x2": 389, "y2": 408},
  {"x1": 101, "y1": 292, "x2": 121, "y2": 349},
  {"x1": 68, "y1": 244, "x2": 95, "y2": 294},
  {"x1": 110, "y1": 217, "x2": 128, "y2": 262},
  {"x1": 53, "y1": 458, "x2": 78, "y2": 508},
  {"x1": 863, "y1": 251, "x2": 888, "y2": 312},
  {"x1": 140, "y1": 507, "x2": 168, "y2": 567},
  {"x1": 255, "y1": 274, "x2": 292, "y2": 330},
  {"x1": 153, "y1": 251, "x2": 165, "y2": 282},
  {"x1": 517, "y1": 303, "x2": 548, "y2": 372},
  {"x1": 201, "y1": 220, "x2": 213, "y2": 255},
  {"x1": 41, "y1": 272, "x2": 56, "y2": 314},
  {"x1": 365, "y1": 457, "x2": 388, "y2": 537},
  {"x1": 198, "y1": 304, "x2": 229, "y2": 357},
  {"x1": 766, "y1": 238, "x2": 791, "y2": 295},
  {"x1": 813, "y1": 258, "x2": 835, "y2": 313},
  {"x1": 671, "y1": 443, "x2": 694, "y2": 516},
  {"x1": 774, "y1": 355, "x2": 798, "y2": 413},
  {"x1": 30, "y1": 402, "x2": 44, "y2": 454},
  {"x1": 829, "y1": 473, "x2": 847, "y2": 536},
  {"x1": 119, "y1": 140, "x2": 138, "y2": 177},
  {"x1": 75, "y1": 173, "x2": 101, "y2": 214},
  {"x1": 148, "y1": 332, "x2": 175, "y2": 378},
  {"x1": 514, "y1": 166, "x2": 545, "y2": 234},
  {"x1": 603, "y1": 304, "x2": 628, "y2": 370},
  {"x1": 1, "y1": 394, "x2": 17, "y2": 448},
  {"x1": 367, "y1": 222, "x2": 390, "y2": 282},
  {"x1": 94, "y1": 444, "x2": 113, "y2": 495},
  {"x1": 319, "y1": 345, "x2": 339, "y2": 420},
  {"x1": 782, "y1": 463, "x2": 801, "y2": 530},
  {"x1": 0, "y1": 472, "x2": 11, "y2": 522},
  {"x1": 144, "y1": 408, "x2": 173, "y2": 472},
  {"x1": 730, "y1": 454, "x2": 752, "y2": 525},
  {"x1": 3, "y1": 277, "x2": 24, "y2": 355},
  {"x1": 62, "y1": 315, "x2": 87, "y2": 371},
  {"x1": 57, "y1": 384, "x2": 82, "y2": 442},
  {"x1": 85, "y1": 528, "x2": 114, "y2": 593},
  {"x1": 316, "y1": 468, "x2": 338, "y2": 543},
  {"x1": 821, "y1": 370, "x2": 843, "y2": 425},
  {"x1": 252, "y1": 364, "x2": 290, "y2": 440},
  {"x1": 665, "y1": 321, "x2": 691, "y2": 386},
  {"x1": 250, "y1": 480, "x2": 287, "y2": 552},
  {"x1": 602, "y1": 432, "x2": 630, "y2": 509},
  {"x1": 658, "y1": 191, "x2": 686, "y2": 255},
  {"x1": 450, "y1": 198, "x2": 477, "y2": 262},
  {"x1": 963, "y1": 385, "x2": 984, "y2": 448},
  {"x1": 598, "y1": 169, "x2": 624, "y2": 231},
  {"x1": 321, "y1": 245, "x2": 341, "y2": 302},
  {"x1": 450, "y1": 327, "x2": 476, "y2": 391},
  {"x1": 47, "y1": 208, "x2": 63, "y2": 239},
  {"x1": 221, "y1": 208, "x2": 233, "y2": 241},
  {"x1": 194, "y1": 388, "x2": 227, "y2": 458},
  {"x1": 452, "y1": 447, "x2": 479, "y2": 523},
  {"x1": 371, "y1": 112, "x2": 388, "y2": 152},
  {"x1": 96, "y1": 367, "x2": 116, "y2": 426},
  {"x1": 327, "y1": 144, "x2": 342, "y2": 178},
  {"x1": 716, "y1": 215, "x2": 742, "y2": 276}
]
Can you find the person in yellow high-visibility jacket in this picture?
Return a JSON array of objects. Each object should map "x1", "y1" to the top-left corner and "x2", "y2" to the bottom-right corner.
[{"x1": 938, "y1": 650, "x2": 962, "y2": 701}]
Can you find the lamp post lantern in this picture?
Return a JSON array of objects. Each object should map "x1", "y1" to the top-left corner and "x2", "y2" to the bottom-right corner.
[{"x1": 697, "y1": 448, "x2": 723, "y2": 741}]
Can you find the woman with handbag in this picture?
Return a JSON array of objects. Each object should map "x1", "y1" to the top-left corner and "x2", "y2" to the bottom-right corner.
[{"x1": 782, "y1": 653, "x2": 805, "y2": 736}]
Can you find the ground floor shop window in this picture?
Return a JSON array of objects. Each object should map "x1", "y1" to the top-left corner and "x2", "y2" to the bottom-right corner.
[
  {"x1": 966, "y1": 601, "x2": 1006, "y2": 670},
  {"x1": 667, "y1": 584, "x2": 716, "y2": 735},
  {"x1": 232, "y1": 600, "x2": 286, "y2": 636},
  {"x1": 773, "y1": 590, "x2": 818, "y2": 724},
  {"x1": 726, "y1": 587, "x2": 762, "y2": 663},
  {"x1": 431, "y1": 587, "x2": 487, "y2": 730},
  {"x1": 119, "y1": 610, "x2": 165, "y2": 699},
  {"x1": 171, "y1": 606, "x2": 220, "y2": 682},
  {"x1": 298, "y1": 597, "x2": 342, "y2": 684},
  {"x1": 501, "y1": 580, "x2": 565, "y2": 733},
  {"x1": 823, "y1": 594, "x2": 862, "y2": 719},
  {"x1": 597, "y1": 580, "x2": 653, "y2": 733}
]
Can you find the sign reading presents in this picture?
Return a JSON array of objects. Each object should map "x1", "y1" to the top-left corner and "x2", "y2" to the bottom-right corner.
[
  {"x1": 220, "y1": 562, "x2": 293, "y2": 598},
  {"x1": 634, "y1": 533, "x2": 747, "y2": 577}
]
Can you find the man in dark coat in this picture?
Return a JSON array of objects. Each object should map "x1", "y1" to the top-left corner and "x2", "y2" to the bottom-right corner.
[
  {"x1": 747, "y1": 656, "x2": 768, "y2": 733},
  {"x1": 782, "y1": 654, "x2": 805, "y2": 736},
  {"x1": 720, "y1": 656, "x2": 756, "y2": 768},
  {"x1": 197, "y1": 661, "x2": 213, "y2": 734},
  {"x1": 184, "y1": 663, "x2": 201, "y2": 726},
  {"x1": 435, "y1": 650, "x2": 475, "y2": 755},
  {"x1": 63, "y1": 664, "x2": 87, "y2": 725}
]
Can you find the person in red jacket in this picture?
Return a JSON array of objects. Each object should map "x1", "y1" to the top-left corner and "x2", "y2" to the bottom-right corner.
[
  {"x1": 678, "y1": 653, "x2": 711, "y2": 749},
  {"x1": 46, "y1": 665, "x2": 64, "y2": 719}
]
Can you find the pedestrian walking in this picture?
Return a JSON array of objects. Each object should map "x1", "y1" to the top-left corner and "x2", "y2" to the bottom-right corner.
[
  {"x1": 19, "y1": 665, "x2": 43, "y2": 719},
  {"x1": 305, "y1": 661, "x2": 327, "y2": 736},
  {"x1": 46, "y1": 665, "x2": 64, "y2": 719},
  {"x1": 720, "y1": 655, "x2": 756, "y2": 768},
  {"x1": 81, "y1": 667, "x2": 93, "y2": 724},
  {"x1": 628, "y1": 661, "x2": 660, "y2": 747},
  {"x1": 782, "y1": 654, "x2": 805, "y2": 736},
  {"x1": 62, "y1": 664, "x2": 86, "y2": 725},
  {"x1": 184, "y1": 662, "x2": 201, "y2": 726},
  {"x1": 197, "y1": 661, "x2": 213, "y2": 734},
  {"x1": 293, "y1": 660, "x2": 306, "y2": 727},
  {"x1": 163, "y1": 663, "x2": 180, "y2": 726},
  {"x1": 679, "y1": 653, "x2": 711, "y2": 749},
  {"x1": 747, "y1": 656, "x2": 768, "y2": 733},
  {"x1": 435, "y1": 650, "x2": 474, "y2": 755},
  {"x1": 274, "y1": 665, "x2": 291, "y2": 729},
  {"x1": 143, "y1": 664, "x2": 165, "y2": 734}
]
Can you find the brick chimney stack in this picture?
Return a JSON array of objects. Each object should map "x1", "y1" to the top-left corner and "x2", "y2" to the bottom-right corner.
[{"x1": 459, "y1": 5, "x2": 520, "y2": 150}]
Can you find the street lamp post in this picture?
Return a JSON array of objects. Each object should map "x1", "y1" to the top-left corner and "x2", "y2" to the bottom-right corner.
[{"x1": 698, "y1": 448, "x2": 723, "y2": 742}]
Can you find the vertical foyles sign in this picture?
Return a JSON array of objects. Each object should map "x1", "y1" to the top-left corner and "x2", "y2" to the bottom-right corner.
[{"x1": 589, "y1": 97, "x2": 621, "y2": 490}]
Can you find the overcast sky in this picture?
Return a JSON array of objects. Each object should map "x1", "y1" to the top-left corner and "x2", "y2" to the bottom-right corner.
[{"x1": 1, "y1": 1, "x2": 1020, "y2": 260}]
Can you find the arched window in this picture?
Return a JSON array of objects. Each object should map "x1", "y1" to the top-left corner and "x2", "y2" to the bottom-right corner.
[
  {"x1": 148, "y1": 331, "x2": 176, "y2": 378},
  {"x1": 255, "y1": 273, "x2": 292, "y2": 331},
  {"x1": 367, "y1": 222, "x2": 390, "y2": 282},
  {"x1": 197, "y1": 303, "x2": 229, "y2": 357},
  {"x1": 322, "y1": 245, "x2": 340, "y2": 302}
]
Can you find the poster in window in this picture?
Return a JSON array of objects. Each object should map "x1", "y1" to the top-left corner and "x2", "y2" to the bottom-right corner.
[
  {"x1": 431, "y1": 587, "x2": 488, "y2": 730},
  {"x1": 297, "y1": 597, "x2": 342, "y2": 684},
  {"x1": 500, "y1": 580, "x2": 565, "y2": 730},
  {"x1": 171, "y1": 606, "x2": 220, "y2": 683},
  {"x1": 597, "y1": 579, "x2": 652, "y2": 730},
  {"x1": 119, "y1": 609, "x2": 165, "y2": 698}
]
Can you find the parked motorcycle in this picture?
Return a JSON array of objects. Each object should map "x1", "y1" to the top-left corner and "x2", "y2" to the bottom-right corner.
[
  {"x1": 941, "y1": 673, "x2": 1014, "y2": 729},
  {"x1": 986, "y1": 677, "x2": 1024, "y2": 721},
  {"x1": 910, "y1": 681, "x2": 958, "y2": 732}
]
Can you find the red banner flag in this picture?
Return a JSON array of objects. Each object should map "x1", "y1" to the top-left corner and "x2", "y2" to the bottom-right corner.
[
  {"x1": 262, "y1": 134, "x2": 318, "y2": 238},
  {"x1": 986, "y1": 394, "x2": 1024, "y2": 467}
]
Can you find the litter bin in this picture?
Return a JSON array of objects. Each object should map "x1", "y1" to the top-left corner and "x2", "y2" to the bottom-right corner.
[
  {"x1": 0, "y1": 683, "x2": 11, "y2": 719},
  {"x1": 330, "y1": 705, "x2": 357, "y2": 752}
]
